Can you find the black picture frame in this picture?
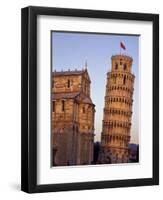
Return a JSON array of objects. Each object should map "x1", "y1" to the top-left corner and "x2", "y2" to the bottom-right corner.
[{"x1": 21, "y1": 6, "x2": 159, "y2": 193}]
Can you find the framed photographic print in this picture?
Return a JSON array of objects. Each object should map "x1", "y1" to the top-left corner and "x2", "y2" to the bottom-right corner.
[{"x1": 21, "y1": 6, "x2": 159, "y2": 193}]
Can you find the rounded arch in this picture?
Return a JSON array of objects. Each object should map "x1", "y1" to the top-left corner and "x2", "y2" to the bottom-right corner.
[{"x1": 123, "y1": 75, "x2": 126, "y2": 85}]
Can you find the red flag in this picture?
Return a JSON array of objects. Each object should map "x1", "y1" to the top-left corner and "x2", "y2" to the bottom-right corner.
[{"x1": 120, "y1": 42, "x2": 126, "y2": 50}]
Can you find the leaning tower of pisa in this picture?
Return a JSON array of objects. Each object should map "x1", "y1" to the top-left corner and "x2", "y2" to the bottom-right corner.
[{"x1": 100, "y1": 55, "x2": 135, "y2": 164}]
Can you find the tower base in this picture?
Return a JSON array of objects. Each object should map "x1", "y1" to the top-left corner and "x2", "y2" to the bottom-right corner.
[{"x1": 99, "y1": 146, "x2": 129, "y2": 164}]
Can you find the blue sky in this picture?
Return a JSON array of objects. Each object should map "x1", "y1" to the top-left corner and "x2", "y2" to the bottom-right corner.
[{"x1": 52, "y1": 31, "x2": 139, "y2": 144}]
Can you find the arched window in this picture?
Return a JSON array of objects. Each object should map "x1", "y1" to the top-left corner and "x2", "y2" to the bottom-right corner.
[
  {"x1": 123, "y1": 75, "x2": 126, "y2": 85},
  {"x1": 115, "y1": 63, "x2": 118, "y2": 70},
  {"x1": 82, "y1": 106, "x2": 85, "y2": 114},
  {"x1": 120, "y1": 59, "x2": 123, "y2": 65},
  {"x1": 115, "y1": 154, "x2": 118, "y2": 163},
  {"x1": 121, "y1": 155, "x2": 124, "y2": 163},
  {"x1": 124, "y1": 63, "x2": 127, "y2": 70},
  {"x1": 67, "y1": 79, "x2": 70, "y2": 88},
  {"x1": 52, "y1": 101, "x2": 55, "y2": 112},
  {"x1": 85, "y1": 84, "x2": 87, "y2": 93},
  {"x1": 52, "y1": 80, "x2": 54, "y2": 88},
  {"x1": 62, "y1": 100, "x2": 65, "y2": 111},
  {"x1": 113, "y1": 76, "x2": 116, "y2": 84}
]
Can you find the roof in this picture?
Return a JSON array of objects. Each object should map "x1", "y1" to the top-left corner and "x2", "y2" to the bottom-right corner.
[
  {"x1": 52, "y1": 70, "x2": 85, "y2": 76},
  {"x1": 111, "y1": 54, "x2": 133, "y2": 62},
  {"x1": 52, "y1": 92, "x2": 94, "y2": 105},
  {"x1": 82, "y1": 96, "x2": 93, "y2": 104},
  {"x1": 52, "y1": 92, "x2": 80, "y2": 100},
  {"x1": 52, "y1": 69, "x2": 91, "y2": 83}
]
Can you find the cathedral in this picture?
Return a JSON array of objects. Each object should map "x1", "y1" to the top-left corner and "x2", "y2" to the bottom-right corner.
[
  {"x1": 100, "y1": 55, "x2": 135, "y2": 164},
  {"x1": 51, "y1": 67, "x2": 95, "y2": 166}
]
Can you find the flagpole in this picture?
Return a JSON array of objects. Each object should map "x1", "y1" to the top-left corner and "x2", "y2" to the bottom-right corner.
[{"x1": 120, "y1": 42, "x2": 126, "y2": 55}]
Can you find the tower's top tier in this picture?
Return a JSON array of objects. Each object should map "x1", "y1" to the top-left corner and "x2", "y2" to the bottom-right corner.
[{"x1": 111, "y1": 55, "x2": 133, "y2": 73}]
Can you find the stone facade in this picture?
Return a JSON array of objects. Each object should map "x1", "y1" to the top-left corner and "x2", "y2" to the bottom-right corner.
[
  {"x1": 51, "y1": 68, "x2": 95, "y2": 166},
  {"x1": 100, "y1": 55, "x2": 135, "y2": 163}
]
